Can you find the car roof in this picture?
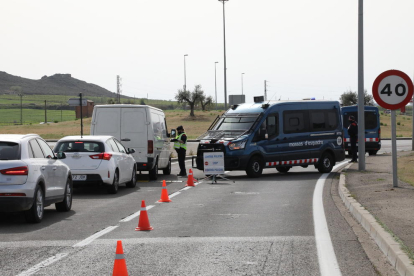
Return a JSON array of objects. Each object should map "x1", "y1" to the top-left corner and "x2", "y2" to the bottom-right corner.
[
  {"x1": 57, "y1": 135, "x2": 114, "y2": 142},
  {"x1": 0, "y1": 134, "x2": 40, "y2": 142}
]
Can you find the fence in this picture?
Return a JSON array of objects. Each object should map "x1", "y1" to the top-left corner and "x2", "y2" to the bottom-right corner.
[{"x1": 0, "y1": 105, "x2": 77, "y2": 125}]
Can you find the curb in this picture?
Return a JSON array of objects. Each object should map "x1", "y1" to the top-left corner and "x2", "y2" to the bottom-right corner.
[{"x1": 339, "y1": 166, "x2": 414, "y2": 276}]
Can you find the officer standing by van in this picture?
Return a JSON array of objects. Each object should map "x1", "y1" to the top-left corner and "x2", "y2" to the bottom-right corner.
[
  {"x1": 348, "y1": 115, "x2": 358, "y2": 163},
  {"x1": 172, "y1": 125, "x2": 187, "y2": 176}
]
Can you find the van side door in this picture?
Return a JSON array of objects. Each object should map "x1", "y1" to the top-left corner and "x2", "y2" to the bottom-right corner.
[
  {"x1": 278, "y1": 110, "x2": 311, "y2": 163},
  {"x1": 256, "y1": 113, "x2": 283, "y2": 166}
]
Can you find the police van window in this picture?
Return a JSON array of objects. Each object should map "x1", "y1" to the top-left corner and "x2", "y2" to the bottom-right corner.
[
  {"x1": 267, "y1": 114, "x2": 278, "y2": 138},
  {"x1": 365, "y1": 112, "x2": 377, "y2": 129},
  {"x1": 327, "y1": 110, "x2": 338, "y2": 130},
  {"x1": 215, "y1": 117, "x2": 257, "y2": 131},
  {"x1": 310, "y1": 111, "x2": 326, "y2": 131},
  {"x1": 283, "y1": 111, "x2": 308, "y2": 134}
]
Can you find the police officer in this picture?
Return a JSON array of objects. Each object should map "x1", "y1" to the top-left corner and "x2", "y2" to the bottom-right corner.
[
  {"x1": 171, "y1": 125, "x2": 187, "y2": 176},
  {"x1": 348, "y1": 115, "x2": 358, "y2": 163}
]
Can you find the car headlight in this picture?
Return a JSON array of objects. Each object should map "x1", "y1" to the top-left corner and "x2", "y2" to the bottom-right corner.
[{"x1": 228, "y1": 140, "x2": 247, "y2": 151}]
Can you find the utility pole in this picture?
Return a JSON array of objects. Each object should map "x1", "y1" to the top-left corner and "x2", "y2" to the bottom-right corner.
[
  {"x1": 44, "y1": 100, "x2": 47, "y2": 124},
  {"x1": 264, "y1": 80, "x2": 268, "y2": 101},
  {"x1": 358, "y1": 0, "x2": 365, "y2": 170},
  {"x1": 117, "y1": 75, "x2": 122, "y2": 104},
  {"x1": 18, "y1": 94, "x2": 23, "y2": 125}
]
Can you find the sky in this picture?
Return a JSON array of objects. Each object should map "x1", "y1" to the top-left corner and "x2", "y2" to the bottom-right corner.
[{"x1": 1, "y1": 0, "x2": 414, "y2": 104}]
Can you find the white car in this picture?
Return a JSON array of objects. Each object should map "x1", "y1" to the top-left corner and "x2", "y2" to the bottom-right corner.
[
  {"x1": 54, "y1": 136, "x2": 137, "y2": 194},
  {"x1": 0, "y1": 134, "x2": 72, "y2": 223}
]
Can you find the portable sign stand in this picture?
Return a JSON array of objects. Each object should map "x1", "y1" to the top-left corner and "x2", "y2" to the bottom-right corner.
[
  {"x1": 67, "y1": 93, "x2": 87, "y2": 138},
  {"x1": 201, "y1": 152, "x2": 234, "y2": 184},
  {"x1": 372, "y1": 70, "x2": 414, "y2": 187}
]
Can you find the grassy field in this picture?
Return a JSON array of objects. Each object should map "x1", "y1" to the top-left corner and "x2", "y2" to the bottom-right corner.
[
  {"x1": 398, "y1": 153, "x2": 414, "y2": 187},
  {"x1": 379, "y1": 112, "x2": 413, "y2": 138}
]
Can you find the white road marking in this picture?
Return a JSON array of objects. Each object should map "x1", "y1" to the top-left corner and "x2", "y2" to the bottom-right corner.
[
  {"x1": 169, "y1": 191, "x2": 181, "y2": 198},
  {"x1": 73, "y1": 225, "x2": 119, "y2": 247},
  {"x1": 17, "y1": 253, "x2": 69, "y2": 276},
  {"x1": 119, "y1": 205, "x2": 154, "y2": 222},
  {"x1": 313, "y1": 161, "x2": 347, "y2": 276}
]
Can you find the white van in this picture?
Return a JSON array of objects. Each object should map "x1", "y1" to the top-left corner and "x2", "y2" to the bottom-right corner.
[{"x1": 90, "y1": 104, "x2": 171, "y2": 180}]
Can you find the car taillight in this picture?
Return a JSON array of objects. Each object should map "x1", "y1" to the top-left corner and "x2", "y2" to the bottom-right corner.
[
  {"x1": 148, "y1": 140, "x2": 153, "y2": 154},
  {"x1": 0, "y1": 166, "x2": 28, "y2": 175},
  {"x1": 89, "y1": 153, "x2": 112, "y2": 160}
]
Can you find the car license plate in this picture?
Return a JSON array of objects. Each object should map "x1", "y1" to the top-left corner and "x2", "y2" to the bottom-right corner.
[{"x1": 73, "y1": 175, "x2": 87, "y2": 181}]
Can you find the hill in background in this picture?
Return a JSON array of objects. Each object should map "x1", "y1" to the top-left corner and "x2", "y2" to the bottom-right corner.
[{"x1": 0, "y1": 71, "x2": 122, "y2": 98}]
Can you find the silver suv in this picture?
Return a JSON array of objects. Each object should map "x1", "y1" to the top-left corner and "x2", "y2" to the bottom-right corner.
[{"x1": 0, "y1": 134, "x2": 72, "y2": 223}]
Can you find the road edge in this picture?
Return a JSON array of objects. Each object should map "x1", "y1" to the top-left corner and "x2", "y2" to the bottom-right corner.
[{"x1": 339, "y1": 165, "x2": 414, "y2": 276}]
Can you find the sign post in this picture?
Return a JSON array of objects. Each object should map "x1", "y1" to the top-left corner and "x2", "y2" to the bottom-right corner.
[
  {"x1": 202, "y1": 152, "x2": 232, "y2": 184},
  {"x1": 67, "y1": 94, "x2": 88, "y2": 138},
  {"x1": 372, "y1": 70, "x2": 414, "y2": 187}
]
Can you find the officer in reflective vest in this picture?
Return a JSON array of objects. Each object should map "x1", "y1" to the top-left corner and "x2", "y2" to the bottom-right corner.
[{"x1": 172, "y1": 125, "x2": 187, "y2": 176}]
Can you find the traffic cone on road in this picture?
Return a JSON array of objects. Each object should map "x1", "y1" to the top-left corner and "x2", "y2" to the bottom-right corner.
[
  {"x1": 186, "y1": 169, "x2": 195, "y2": 187},
  {"x1": 135, "y1": 200, "x2": 153, "y2": 231},
  {"x1": 112, "y1": 240, "x2": 128, "y2": 276},
  {"x1": 158, "y1": 180, "x2": 172, "y2": 202}
]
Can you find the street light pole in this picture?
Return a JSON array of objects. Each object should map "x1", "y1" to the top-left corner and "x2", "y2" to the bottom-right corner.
[
  {"x1": 218, "y1": 0, "x2": 229, "y2": 109},
  {"x1": 241, "y1": 73, "x2": 245, "y2": 95},
  {"x1": 215, "y1": 61, "x2": 219, "y2": 110},
  {"x1": 184, "y1": 54, "x2": 188, "y2": 91}
]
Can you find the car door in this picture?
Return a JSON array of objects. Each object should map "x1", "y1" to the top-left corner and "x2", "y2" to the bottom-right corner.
[
  {"x1": 37, "y1": 138, "x2": 67, "y2": 197},
  {"x1": 28, "y1": 139, "x2": 56, "y2": 197},
  {"x1": 107, "y1": 138, "x2": 124, "y2": 181},
  {"x1": 114, "y1": 139, "x2": 132, "y2": 183}
]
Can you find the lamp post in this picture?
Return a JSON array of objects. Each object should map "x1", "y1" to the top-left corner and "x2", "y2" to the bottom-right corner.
[
  {"x1": 241, "y1": 73, "x2": 245, "y2": 95},
  {"x1": 215, "y1": 61, "x2": 219, "y2": 110},
  {"x1": 184, "y1": 54, "x2": 188, "y2": 91},
  {"x1": 218, "y1": 0, "x2": 229, "y2": 109}
]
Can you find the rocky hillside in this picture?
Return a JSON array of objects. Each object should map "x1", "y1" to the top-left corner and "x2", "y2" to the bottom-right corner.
[{"x1": 0, "y1": 71, "x2": 120, "y2": 98}]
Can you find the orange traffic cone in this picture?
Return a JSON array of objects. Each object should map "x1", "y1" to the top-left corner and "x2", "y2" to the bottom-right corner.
[
  {"x1": 186, "y1": 169, "x2": 195, "y2": 187},
  {"x1": 158, "y1": 180, "x2": 171, "y2": 202},
  {"x1": 112, "y1": 240, "x2": 128, "y2": 276},
  {"x1": 135, "y1": 200, "x2": 153, "y2": 231}
]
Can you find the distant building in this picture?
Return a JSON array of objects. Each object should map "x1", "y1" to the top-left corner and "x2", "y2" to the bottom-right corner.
[{"x1": 75, "y1": 100, "x2": 94, "y2": 118}]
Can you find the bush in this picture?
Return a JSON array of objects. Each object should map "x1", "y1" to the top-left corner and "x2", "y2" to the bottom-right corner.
[
  {"x1": 54, "y1": 120, "x2": 59, "y2": 123},
  {"x1": 397, "y1": 122, "x2": 401, "y2": 125}
]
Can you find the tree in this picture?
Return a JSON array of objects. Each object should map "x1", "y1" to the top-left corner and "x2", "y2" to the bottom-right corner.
[
  {"x1": 199, "y1": 94, "x2": 213, "y2": 111},
  {"x1": 340, "y1": 90, "x2": 374, "y2": 106},
  {"x1": 175, "y1": 84, "x2": 204, "y2": 116}
]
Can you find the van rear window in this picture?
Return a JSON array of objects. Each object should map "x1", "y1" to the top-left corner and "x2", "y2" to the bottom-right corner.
[
  {"x1": 54, "y1": 141, "x2": 105, "y2": 153},
  {"x1": 0, "y1": 142, "x2": 19, "y2": 160},
  {"x1": 343, "y1": 111, "x2": 378, "y2": 129}
]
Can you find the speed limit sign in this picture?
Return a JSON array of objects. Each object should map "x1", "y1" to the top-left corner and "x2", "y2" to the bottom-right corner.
[{"x1": 372, "y1": 70, "x2": 414, "y2": 110}]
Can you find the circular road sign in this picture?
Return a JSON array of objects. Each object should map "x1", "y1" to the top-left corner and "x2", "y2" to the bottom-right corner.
[{"x1": 372, "y1": 70, "x2": 414, "y2": 110}]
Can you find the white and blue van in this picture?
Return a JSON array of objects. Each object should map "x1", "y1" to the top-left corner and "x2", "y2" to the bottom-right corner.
[
  {"x1": 194, "y1": 99, "x2": 345, "y2": 177},
  {"x1": 341, "y1": 105, "x2": 381, "y2": 156}
]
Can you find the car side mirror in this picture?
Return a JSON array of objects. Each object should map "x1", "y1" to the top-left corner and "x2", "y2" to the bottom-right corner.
[
  {"x1": 56, "y1": 152, "x2": 66, "y2": 159},
  {"x1": 171, "y1": 129, "x2": 176, "y2": 137},
  {"x1": 128, "y1": 148, "x2": 135, "y2": 154}
]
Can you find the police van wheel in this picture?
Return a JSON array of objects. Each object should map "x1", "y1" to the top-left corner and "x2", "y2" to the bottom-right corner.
[
  {"x1": 318, "y1": 153, "x2": 334, "y2": 173},
  {"x1": 246, "y1": 156, "x2": 263, "y2": 178},
  {"x1": 276, "y1": 166, "x2": 290, "y2": 173}
]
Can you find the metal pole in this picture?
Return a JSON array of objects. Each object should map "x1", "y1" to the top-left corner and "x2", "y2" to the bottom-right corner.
[
  {"x1": 219, "y1": 0, "x2": 229, "y2": 109},
  {"x1": 44, "y1": 100, "x2": 47, "y2": 124},
  {"x1": 391, "y1": 110, "x2": 398, "y2": 187},
  {"x1": 241, "y1": 73, "x2": 244, "y2": 95},
  {"x1": 184, "y1": 54, "x2": 188, "y2": 91},
  {"x1": 80, "y1": 93, "x2": 83, "y2": 137},
  {"x1": 357, "y1": 0, "x2": 365, "y2": 170},
  {"x1": 215, "y1": 61, "x2": 218, "y2": 110},
  {"x1": 19, "y1": 94, "x2": 23, "y2": 125}
]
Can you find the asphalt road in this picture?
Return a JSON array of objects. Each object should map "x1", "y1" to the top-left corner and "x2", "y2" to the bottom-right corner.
[{"x1": 0, "y1": 156, "x2": 391, "y2": 276}]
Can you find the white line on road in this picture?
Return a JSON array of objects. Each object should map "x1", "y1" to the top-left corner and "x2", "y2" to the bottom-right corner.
[
  {"x1": 73, "y1": 225, "x2": 119, "y2": 247},
  {"x1": 119, "y1": 205, "x2": 155, "y2": 222},
  {"x1": 313, "y1": 161, "x2": 348, "y2": 276},
  {"x1": 17, "y1": 253, "x2": 69, "y2": 276}
]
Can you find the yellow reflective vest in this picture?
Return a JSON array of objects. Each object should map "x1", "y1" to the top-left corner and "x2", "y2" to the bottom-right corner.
[{"x1": 174, "y1": 132, "x2": 187, "y2": 150}]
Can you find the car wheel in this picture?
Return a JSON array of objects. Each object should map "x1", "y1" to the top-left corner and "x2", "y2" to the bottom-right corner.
[
  {"x1": 126, "y1": 167, "x2": 137, "y2": 188},
  {"x1": 276, "y1": 166, "x2": 291, "y2": 173},
  {"x1": 55, "y1": 178, "x2": 73, "y2": 212},
  {"x1": 245, "y1": 156, "x2": 263, "y2": 178},
  {"x1": 368, "y1": 150, "x2": 377, "y2": 156},
  {"x1": 163, "y1": 159, "x2": 171, "y2": 175},
  {"x1": 318, "y1": 152, "x2": 334, "y2": 173},
  {"x1": 149, "y1": 161, "x2": 158, "y2": 180},
  {"x1": 25, "y1": 185, "x2": 44, "y2": 223},
  {"x1": 107, "y1": 170, "x2": 119, "y2": 194}
]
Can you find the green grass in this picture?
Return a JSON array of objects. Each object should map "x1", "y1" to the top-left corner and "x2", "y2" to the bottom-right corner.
[{"x1": 0, "y1": 108, "x2": 75, "y2": 125}]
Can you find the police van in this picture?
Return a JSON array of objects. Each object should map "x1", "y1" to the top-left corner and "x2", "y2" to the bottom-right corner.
[
  {"x1": 194, "y1": 98, "x2": 345, "y2": 177},
  {"x1": 341, "y1": 105, "x2": 381, "y2": 156}
]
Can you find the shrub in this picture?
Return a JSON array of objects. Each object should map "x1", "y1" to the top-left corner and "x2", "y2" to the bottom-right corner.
[{"x1": 397, "y1": 122, "x2": 401, "y2": 125}]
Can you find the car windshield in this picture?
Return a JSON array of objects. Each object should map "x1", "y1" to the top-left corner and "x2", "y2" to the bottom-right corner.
[
  {"x1": 54, "y1": 141, "x2": 105, "y2": 153},
  {"x1": 213, "y1": 117, "x2": 258, "y2": 131},
  {"x1": 0, "y1": 142, "x2": 20, "y2": 160}
]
